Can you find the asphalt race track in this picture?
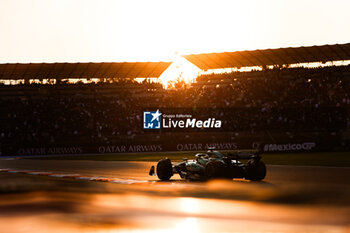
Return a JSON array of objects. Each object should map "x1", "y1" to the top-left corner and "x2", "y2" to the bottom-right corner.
[{"x1": 0, "y1": 159, "x2": 349, "y2": 233}]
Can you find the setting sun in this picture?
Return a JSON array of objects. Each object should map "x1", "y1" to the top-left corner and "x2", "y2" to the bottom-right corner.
[{"x1": 158, "y1": 55, "x2": 200, "y2": 88}]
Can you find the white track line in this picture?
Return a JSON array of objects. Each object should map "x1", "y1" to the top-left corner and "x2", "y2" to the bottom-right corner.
[
  {"x1": 0, "y1": 168, "x2": 149, "y2": 184},
  {"x1": 0, "y1": 169, "x2": 201, "y2": 186}
]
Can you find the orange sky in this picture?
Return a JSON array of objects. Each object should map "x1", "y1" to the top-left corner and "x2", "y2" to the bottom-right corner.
[{"x1": 0, "y1": 0, "x2": 349, "y2": 64}]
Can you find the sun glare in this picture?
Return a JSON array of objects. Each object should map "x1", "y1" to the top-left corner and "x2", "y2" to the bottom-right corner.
[
  {"x1": 179, "y1": 197, "x2": 200, "y2": 213},
  {"x1": 159, "y1": 54, "x2": 200, "y2": 89}
]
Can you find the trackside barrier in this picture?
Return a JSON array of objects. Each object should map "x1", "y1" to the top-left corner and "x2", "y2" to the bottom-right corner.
[{"x1": 1, "y1": 140, "x2": 345, "y2": 156}]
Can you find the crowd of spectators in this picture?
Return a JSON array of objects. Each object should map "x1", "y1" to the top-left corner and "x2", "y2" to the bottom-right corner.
[{"x1": 1, "y1": 65, "x2": 350, "y2": 148}]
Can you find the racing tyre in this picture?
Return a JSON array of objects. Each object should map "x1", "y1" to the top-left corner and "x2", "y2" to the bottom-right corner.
[
  {"x1": 205, "y1": 160, "x2": 226, "y2": 179},
  {"x1": 156, "y1": 158, "x2": 173, "y2": 181},
  {"x1": 245, "y1": 159, "x2": 266, "y2": 181}
]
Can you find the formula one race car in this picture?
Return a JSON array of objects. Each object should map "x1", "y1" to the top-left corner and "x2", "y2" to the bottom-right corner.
[{"x1": 149, "y1": 148, "x2": 266, "y2": 181}]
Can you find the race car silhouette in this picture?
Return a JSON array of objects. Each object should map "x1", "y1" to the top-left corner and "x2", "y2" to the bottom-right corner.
[{"x1": 149, "y1": 148, "x2": 266, "y2": 181}]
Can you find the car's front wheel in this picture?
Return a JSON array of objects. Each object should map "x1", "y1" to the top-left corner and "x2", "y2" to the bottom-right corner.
[{"x1": 156, "y1": 158, "x2": 173, "y2": 181}]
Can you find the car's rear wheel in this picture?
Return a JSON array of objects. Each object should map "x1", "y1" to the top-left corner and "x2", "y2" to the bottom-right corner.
[
  {"x1": 245, "y1": 159, "x2": 266, "y2": 181},
  {"x1": 156, "y1": 158, "x2": 173, "y2": 181},
  {"x1": 205, "y1": 160, "x2": 226, "y2": 179}
]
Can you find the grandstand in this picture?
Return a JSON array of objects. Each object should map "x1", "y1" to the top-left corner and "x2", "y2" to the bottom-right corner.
[
  {"x1": 1, "y1": 43, "x2": 350, "y2": 156},
  {"x1": 0, "y1": 62, "x2": 172, "y2": 84},
  {"x1": 183, "y1": 43, "x2": 350, "y2": 70}
]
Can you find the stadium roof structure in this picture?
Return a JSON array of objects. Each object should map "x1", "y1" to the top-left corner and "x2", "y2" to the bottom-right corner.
[
  {"x1": 0, "y1": 62, "x2": 172, "y2": 80},
  {"x1": 183, "y1": 43, "x2": 350, "y2": 70}
]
